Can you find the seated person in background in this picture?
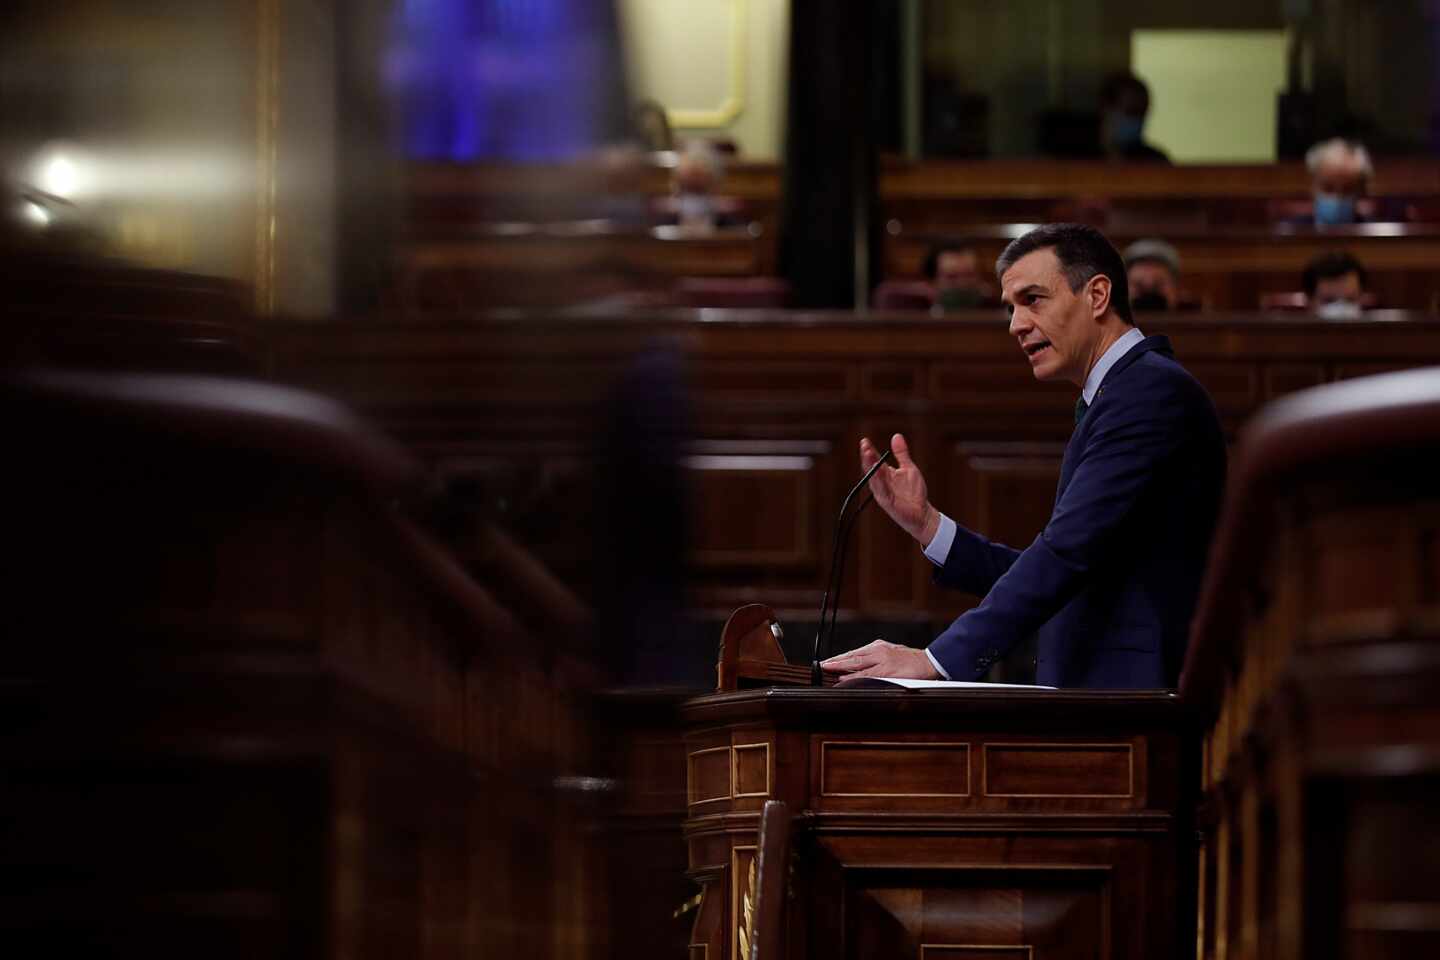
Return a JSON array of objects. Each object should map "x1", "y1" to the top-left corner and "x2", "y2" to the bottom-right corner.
[
  {"x1": 1304, "y1": 250, "x2": 1368, "y2": 318},
  {"x1": 1099, "y1": 72, "x2": 1170, "y2": 163},
  {"x1": 631, "y1": 99, "x2": 674, "y2": 152},
  {"x1": 1306, "y1": 138, "x2": 1375, "y2": 226},
  {"x1": 924, "y1": 242, "x2": 992, "y2": 310},
  {"x1": 1122, "y1": 238, "x2": 1182, "y2": 311},
  {"x1": 668, "y1": 140, "x2": 730, "y2": 233}
]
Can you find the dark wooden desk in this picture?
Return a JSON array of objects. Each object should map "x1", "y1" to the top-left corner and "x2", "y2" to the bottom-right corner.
[{"x1": 677, "y1": 687, "x2": 1192, "y2": 960}]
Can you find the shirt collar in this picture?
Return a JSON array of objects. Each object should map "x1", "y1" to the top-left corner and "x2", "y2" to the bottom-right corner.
[{"x1": 1081, "y1": 326, "x2": 1145, "y2": 405}]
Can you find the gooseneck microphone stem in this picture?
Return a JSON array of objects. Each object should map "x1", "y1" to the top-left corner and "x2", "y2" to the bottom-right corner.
[{"x1": 810, "y1": 450, "x2": 893, "y2": 685}]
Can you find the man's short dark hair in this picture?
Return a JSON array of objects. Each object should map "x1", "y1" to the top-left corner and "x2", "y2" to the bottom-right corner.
[
  {"x1": 922, "y1": 242, "x2": 976, "y2": 281},
  {"x1": 995, "y1": 223, "x2": 1134, "y2": 324},
  {"x1": 1302, "y1": 250, "x2": 1367, "y2": 296}
]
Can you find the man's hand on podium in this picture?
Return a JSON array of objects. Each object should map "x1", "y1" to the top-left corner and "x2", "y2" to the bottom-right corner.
[
  {"x1": 861, "y1": 434, "x2": 940, "y2": 546},
  {"x1": 821, "y1": 639, "x2": 940, "y2": 681}
]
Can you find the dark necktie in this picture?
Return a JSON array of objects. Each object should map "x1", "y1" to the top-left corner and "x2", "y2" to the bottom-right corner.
[{"x1": 1074, "y1": 397, "x2": 1089, "y2": 425}]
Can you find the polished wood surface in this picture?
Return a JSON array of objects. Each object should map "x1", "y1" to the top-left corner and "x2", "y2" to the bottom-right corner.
[
  {"x1": 716, "y1": 603, "x2": 835, "y2": 690},
  {"x1": 1181, "y1": 368, "x2": 1440, "y2": 959},
  {"x1": 676, "y1": 687, "x2": 1192, "y2": 960},
  {"x1": 263, "y1": 311, "x2": 1440, "y2": 633}
]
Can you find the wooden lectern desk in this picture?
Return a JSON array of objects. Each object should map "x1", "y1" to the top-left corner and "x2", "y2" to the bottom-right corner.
[{"x1": 678, "y1": 684, "x2": 1192, "y2": 960}]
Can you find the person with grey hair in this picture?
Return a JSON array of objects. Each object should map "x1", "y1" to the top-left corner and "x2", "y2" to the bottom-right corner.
[
  {"x1": 1305, "y1": 138, "x2": 1374, "y2": 226},
  {"x1": 1122, "y1": 238, "x2": 1181, "y2": 311}
]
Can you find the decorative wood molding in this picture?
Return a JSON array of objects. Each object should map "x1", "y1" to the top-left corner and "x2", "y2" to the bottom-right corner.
[
  {"x1": 731, "y1": 845, "x2": 757, "y2": 960},
  {"x1": 981, "y1": 742, "x2": 1135, "y2": 799},
  {"x1": 731, "y1": 742, "x2": 772, "y2": 799},
  {"x1": 687, "y1": 745, "x2": 733, "y2": 806},
  {"x1": 253, "y1": 0, "x2": 280, "y2": 315},
  {"x1": 819, "y1": 741, "x2": 972, "y2": 798},
  {"x1": 667, "y1": 0, "x2": 747, "y2": 128}
]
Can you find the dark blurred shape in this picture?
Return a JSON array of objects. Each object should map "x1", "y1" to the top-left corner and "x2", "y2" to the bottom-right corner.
[
  {"x1": 923, "y1": 77, "x2": 990, "y2": 157},
  {"x1": 780, "y1": 0, "x2": 883, "y2": 308},
  {"x1": 872, "y1": 279, "x2": 934, "y2": 310},
  {"x1": 1, "y1": 365, "x2": 592, "y2": 956},
  {"x1": 0, "y1": 188, "x2": 258, "y2": 373},
  {"x1": 630, "y1": 98, "x2": 674, "y2": 152},
  {"x1": 1036, "y1": 108, "x2": 1104, "y2": 159},
  {"x1": 592, "y1": 346, "x2": 698, "y2": 686},
  {"x1": 674, "y1": 276, "x2": 790, "y2": 308}
]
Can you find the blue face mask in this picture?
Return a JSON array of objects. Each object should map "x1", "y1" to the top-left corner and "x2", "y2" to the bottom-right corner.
[
  {"x1": 1314, "y1": 192, "x2": 1357, "y2": 225},
  {"x1": 1108, "y1": 113, "x2": 1144, "y2": 148}
]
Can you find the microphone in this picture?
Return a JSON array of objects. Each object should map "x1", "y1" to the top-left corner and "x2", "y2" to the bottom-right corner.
[{"x1": 810, "y1": 448, "x2": 894, "y2": 685}]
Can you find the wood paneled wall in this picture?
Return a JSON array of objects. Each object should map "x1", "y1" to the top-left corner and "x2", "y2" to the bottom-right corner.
[{"x1": 262, "y1": 311, "x2": 1440, "y2": 632}]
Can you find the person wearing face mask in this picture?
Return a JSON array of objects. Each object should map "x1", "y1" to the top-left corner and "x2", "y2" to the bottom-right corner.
[
  {"x1": 1305, "y1": 138, "x2": 1374, "y2": 227},
  {"x1": 1098, "y1": 72, "x2": 1170, "y2": 164},
  {"x1": 923, "y1": 242, "x2": 994, "y2": 311},
  {"x1": 1122, "y1": 239, "x2": 1182, "y2": 312},
  {"x1": 1303, "y1": 250, "x2": 1369, "y2": 319}
]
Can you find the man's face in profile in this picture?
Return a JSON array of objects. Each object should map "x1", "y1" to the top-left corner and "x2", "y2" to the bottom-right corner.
[
  {"x1": 1001, "y1": 248, "x2": 1106, "y2": 387},
  {"x1": 1127, "y1": 260, "x2": 1178, "y2": 310}
]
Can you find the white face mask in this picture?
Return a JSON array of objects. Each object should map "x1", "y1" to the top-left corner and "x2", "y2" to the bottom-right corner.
[{"x1": 1315, "y1": 299, "x2": 1363, "y2": 320}]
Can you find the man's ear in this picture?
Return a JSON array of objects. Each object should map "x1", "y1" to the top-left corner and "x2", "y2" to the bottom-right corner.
[{"x1": 1088, "y1": 273, "x2": 1113, "y2": 318}]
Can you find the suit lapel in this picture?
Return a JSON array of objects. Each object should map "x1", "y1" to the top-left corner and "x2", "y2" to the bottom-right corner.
[{"x1": 1054, "y1": 335, "x2": 1173, "y2": 499}]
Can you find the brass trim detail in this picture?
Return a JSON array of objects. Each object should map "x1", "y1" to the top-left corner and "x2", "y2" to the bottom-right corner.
[
  {"x1": 687, "y1": 746, "x2": 733, "y2": 807},
  {"x1": 819, "y1": 740, "x2": 972, "y2": 798},
  {"x1": 731, "y1": 845, "x2": 757, "y2": 960},
  {"x1": 253, "y1": 0, "x2": 280, "y2": 315},
  {"x1": 731, "y1": 742, "x2": 772, "y2": 798},
  {"x1": 919, "y1": 945, "x2": 1033, "y2": 959},
  {"x1": 981, "y1": 742, "x2": 1135, "y2": 799},
  {"x1": 667, "y1": 0, "x2": 747, "y2": 128}
]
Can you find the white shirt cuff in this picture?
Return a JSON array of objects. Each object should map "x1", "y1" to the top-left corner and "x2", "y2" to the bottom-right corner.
[
  {"x1": 924, "y1": 648, "x2": 951, "y2": 679},
  {"x1": 922, "y1": 512, "x2": 957, "y2": 566}
]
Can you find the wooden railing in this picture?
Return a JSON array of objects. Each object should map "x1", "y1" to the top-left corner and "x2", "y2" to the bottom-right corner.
[
  {"x1": 1181, "y1": 368, "x2": 1440, "y2": 959},
  {"x1": 0, "y1": 366, "x2": 599, "y2": 958}
]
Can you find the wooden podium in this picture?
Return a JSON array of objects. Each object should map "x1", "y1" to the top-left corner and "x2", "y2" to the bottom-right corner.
[{"x1": 677, "y1": 684, "x2": 1193, "y2": 960}]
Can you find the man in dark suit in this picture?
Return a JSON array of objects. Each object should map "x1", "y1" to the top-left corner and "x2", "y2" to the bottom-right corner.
[{"x1": 823, "y1": 224, "x2": 1225, "y2": 688}]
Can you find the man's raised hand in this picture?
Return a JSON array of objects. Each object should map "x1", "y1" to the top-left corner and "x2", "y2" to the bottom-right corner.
[{"x1": 860, "y1": 433, "x2": 939, "y2": 546}]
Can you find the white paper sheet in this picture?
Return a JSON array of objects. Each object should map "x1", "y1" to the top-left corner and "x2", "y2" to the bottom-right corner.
[{"x1": 872, "y1": 678, "x2": 1057, "y2": 690}]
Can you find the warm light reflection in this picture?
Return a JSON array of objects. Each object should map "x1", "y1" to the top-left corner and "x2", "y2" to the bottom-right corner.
[
  {"x1": 41, "y1": 155, "x2": 79, "y2": 199},
  {"x1": 22, "y1": 200, "x2": 51, "y2": 228},
  {"x1": 26, "y1": 144, "x2": 249, "y2": 202}
]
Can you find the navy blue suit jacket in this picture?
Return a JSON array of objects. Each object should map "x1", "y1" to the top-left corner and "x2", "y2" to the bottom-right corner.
[{"x1": 928, "y1": 335, "x2": 1225, "y2": 688}]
